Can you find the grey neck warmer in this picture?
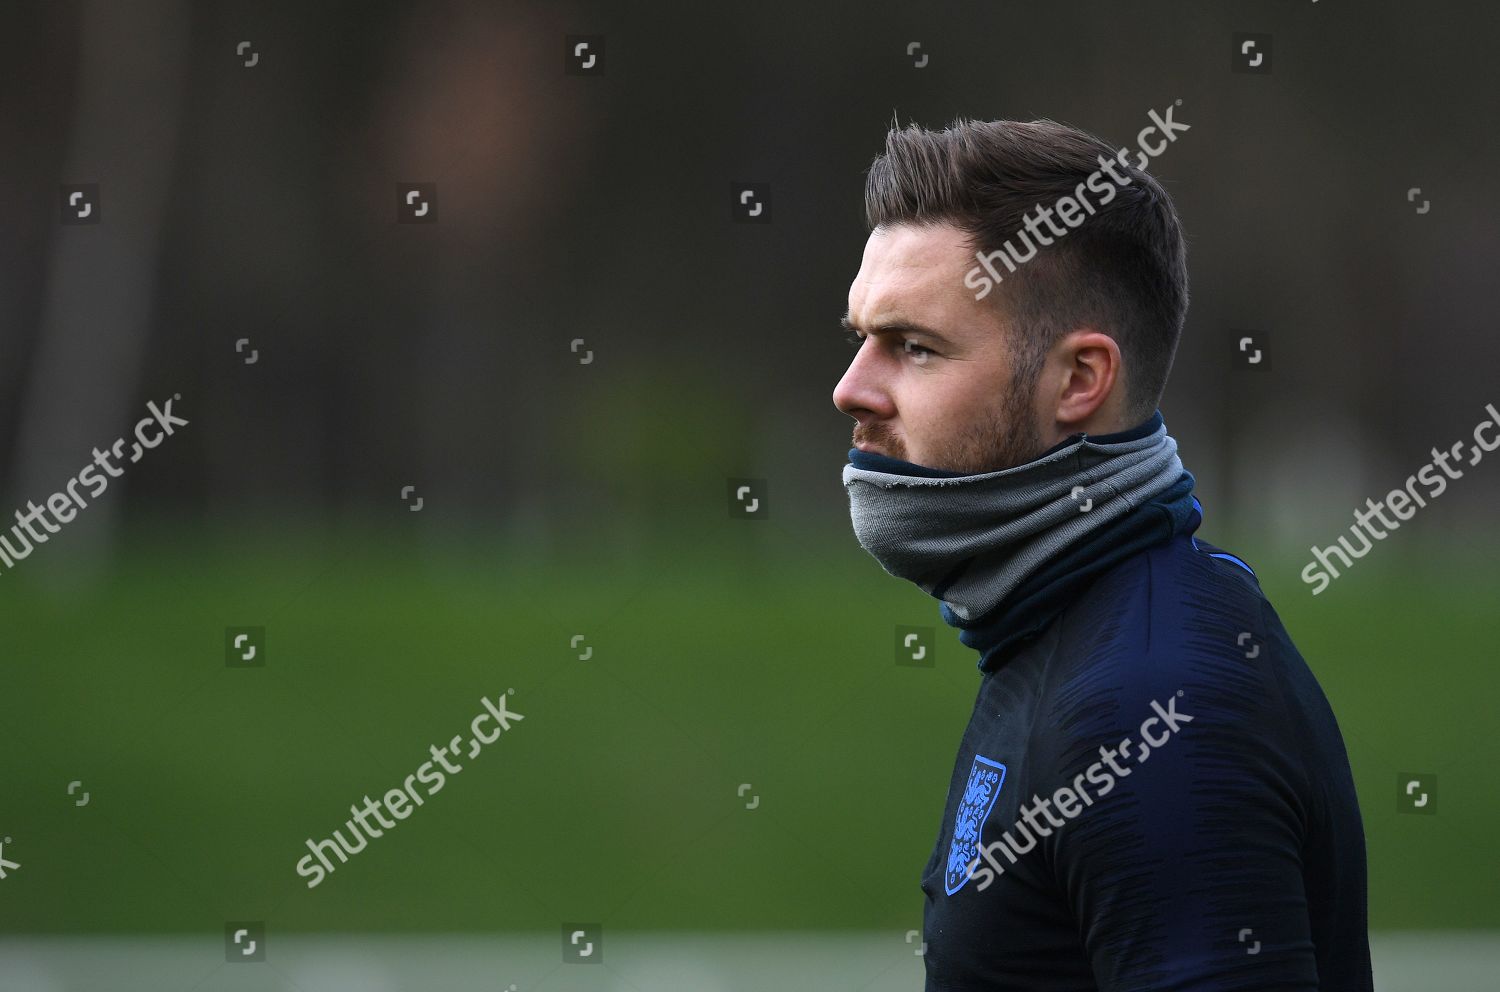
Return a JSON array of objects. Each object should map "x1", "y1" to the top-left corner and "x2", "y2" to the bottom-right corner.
[{"x1": 842, "y1": 414, "x2": 1184, "y2": 621}]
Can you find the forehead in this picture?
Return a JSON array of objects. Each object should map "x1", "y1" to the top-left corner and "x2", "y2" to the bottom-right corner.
[{"x1": 847, "y1": 222, "x2": 993, "y2": 332}]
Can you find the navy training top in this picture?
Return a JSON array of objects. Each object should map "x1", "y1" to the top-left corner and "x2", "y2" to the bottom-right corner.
[{"x1": 919, "y1": 503, "x2": 1374, "y2": 991}]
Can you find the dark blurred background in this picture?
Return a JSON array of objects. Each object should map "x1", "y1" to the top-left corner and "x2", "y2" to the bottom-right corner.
[{"x1": 1, "y1": 0, "x2": 1497, "y2": 988}]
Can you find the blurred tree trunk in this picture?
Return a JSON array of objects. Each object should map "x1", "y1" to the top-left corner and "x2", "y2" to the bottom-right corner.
[{"x1": 9, "y1": 0, "x2": 189, "y2": 595}]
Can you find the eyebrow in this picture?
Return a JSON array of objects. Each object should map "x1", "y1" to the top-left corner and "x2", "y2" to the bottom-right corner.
[{"x1": 840, "y1": 312, "x2": 959, "y2": 349}]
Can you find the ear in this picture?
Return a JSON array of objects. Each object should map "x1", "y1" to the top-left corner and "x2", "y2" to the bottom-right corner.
[{"x1": 1051, "y1": 330, "x2": 1122, "y2": 429}]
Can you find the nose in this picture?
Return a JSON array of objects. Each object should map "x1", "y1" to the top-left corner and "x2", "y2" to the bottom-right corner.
[{"x1": 833, "y1": 343, "x2": 895, "y2": 421}]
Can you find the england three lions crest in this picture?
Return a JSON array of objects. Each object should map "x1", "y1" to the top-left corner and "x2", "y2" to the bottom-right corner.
[{"x1": 944, "y1": 755, "x2": 1006, "y2": 895}]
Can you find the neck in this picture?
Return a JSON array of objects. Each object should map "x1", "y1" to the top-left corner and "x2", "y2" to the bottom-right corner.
[{"x1": 843, "y1": 410, "x2": 1199, "y2": 669}]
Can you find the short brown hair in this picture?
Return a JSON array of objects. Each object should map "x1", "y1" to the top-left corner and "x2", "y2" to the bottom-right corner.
[{"x1": 863, "y1": 117, "x2": 1189, "y2": 423}]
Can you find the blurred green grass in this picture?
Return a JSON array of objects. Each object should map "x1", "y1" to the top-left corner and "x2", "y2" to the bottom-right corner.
[{"x1": 1, "y1": 523, "x2": 1495, "y2": 932}]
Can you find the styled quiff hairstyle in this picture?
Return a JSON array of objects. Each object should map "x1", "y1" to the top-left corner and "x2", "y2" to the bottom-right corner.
[{"x1": 863, "y1": 117, "x2": 1189, "y2": 423}]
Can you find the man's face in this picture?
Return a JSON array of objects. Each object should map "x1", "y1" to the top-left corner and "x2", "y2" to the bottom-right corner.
[{"x1": 834, "y1": 222, "x2": 1044, "y2": 474}]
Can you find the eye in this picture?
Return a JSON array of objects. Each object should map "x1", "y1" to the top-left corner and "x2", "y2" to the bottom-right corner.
[{"x1": 903, "y1": 340, "x2": 934, "y2": 360}]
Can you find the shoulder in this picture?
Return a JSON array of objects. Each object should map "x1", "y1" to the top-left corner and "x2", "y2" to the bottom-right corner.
[{"x1": 1036, "y1": 532, "x2": 1301, "y2": 760}]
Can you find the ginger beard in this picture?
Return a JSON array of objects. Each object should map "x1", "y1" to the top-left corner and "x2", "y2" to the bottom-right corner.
[{"x1": 853, "y1": 362, "x2": 1045, "y2": 475}]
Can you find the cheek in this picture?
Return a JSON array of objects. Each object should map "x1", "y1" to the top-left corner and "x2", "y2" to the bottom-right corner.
[
  {"x1": 939, "y1": 375, "x2": 1000, "y2": 419},
  {"x1": 902, "y1": 391, "x2": 963, "y2": 435}
]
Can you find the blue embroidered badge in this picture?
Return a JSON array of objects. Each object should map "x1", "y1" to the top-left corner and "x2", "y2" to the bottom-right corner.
[{"x1": 944, "y1": 755, "x2": 1007, "y2": 895}]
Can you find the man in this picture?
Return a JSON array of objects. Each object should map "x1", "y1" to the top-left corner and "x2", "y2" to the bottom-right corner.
[{"x1": 834, "y1": 117, "x2": 1372, "y2": 990}]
